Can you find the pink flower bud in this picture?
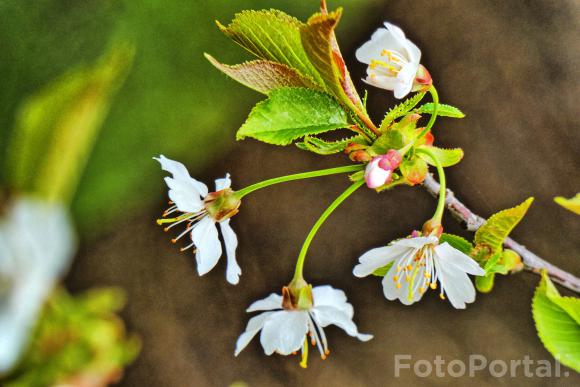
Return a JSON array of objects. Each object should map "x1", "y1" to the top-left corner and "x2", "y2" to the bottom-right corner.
[
  {"x1": 365, "y1": 157, "x2": 393, "y2": 189},
  {"x1": 378, "y1": 150, "x2": 402, "y2": 170}
]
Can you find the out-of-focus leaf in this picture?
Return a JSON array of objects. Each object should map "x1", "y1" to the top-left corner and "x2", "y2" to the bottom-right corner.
[
  {"x1": 554, "y1": 193, "x2": 580, "y2": 215},
  {"x1": 204, "y1": 54, "x2": 319, "y2": 94},
  {"x1": 474, "y1": 198, "x2": 533, "y2": 253},
  {"x1": 216, "y1": 10, "x2": 324, "y2": 87},
  {"x1": 414, "y1": 103, "x2": 465, "y2": 118},
  {"x1": 7, "y1": 43, "x2": 134, "y2": 203},
  {"x1": 237, "y1": 87, "x2": 348, "y2": 145},
  {"x1": 2, "y1": 287, "x2": 140, "y2": 387},
  {"x1": 417, "y1": 146, "x2": 464, "y2": 167},
  {"x1": 532, "y1": 272, "x2": 580, "y2": 372}
]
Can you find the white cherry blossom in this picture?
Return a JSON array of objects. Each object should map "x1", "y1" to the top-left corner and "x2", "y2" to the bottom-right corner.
[
  {"x1": 353, "y1": 236, "x2": 485, "y2": 309},
  {"x1": 155, "y1": 155, "x2": 241, "y2": 285},
  {"x1": 235, "y1": 285, "x2": 372, "y2": 367}
]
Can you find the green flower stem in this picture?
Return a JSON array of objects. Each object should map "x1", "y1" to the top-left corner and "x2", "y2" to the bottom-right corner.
[
  {"x1": 293, "y1": 180, "x2": 365, "y2": 281},
  {"x1": 417, "y1": 85, "x2": 439, "y2": 141},
  {"x1": 416, "y1": 148, "x2": 446, "y2": 223},
  {"x1": 235, "y1": 165, "x2": 363, "y2": 199}
]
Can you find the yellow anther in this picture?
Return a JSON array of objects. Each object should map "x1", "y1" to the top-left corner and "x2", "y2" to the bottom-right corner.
[
  {"x1": 370, "y1": 73, "x2": 376, "y2": 79},
  {"x1": 419, "y1": 287, "x2": 425, "y2": 294},
  {"x1": 430, "y1": 282, "x2": 437, "y2": 290},
  {"x1": 439, "y1": 293, "x2": 446, "y2": 300},
  {"x1": 381, "y1": 49, "x2": 388, "y2": 56},
  {"x1": 406, "y1": 265, "x2": 413, "y2": 271},
  {"x1": 424, "y1": 273, "x2": 431, "y2": 279},
  {"x1": 396, "y1": 283, "x2": 402, "y2": 289},
  {"x1": 393, "y1": 275, "x2": 399, "y2": 282}
]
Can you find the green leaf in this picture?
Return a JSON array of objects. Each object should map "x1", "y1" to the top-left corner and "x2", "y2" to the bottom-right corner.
[
  {"x1": 300, "y1": 9, "x2": 363, "y2": 111},
  {"x1": 367, "y1": 130, "x2": 404, "y2": 156},
  {"x1": 204, "y1": 54, "x2": 319, "y2": 94},
  {"x1": 417, "y1": 146, "x2": 464, "y2": 167},
  {"x1": 532, "y1": 272, "x2": 580, "y2": 372},
  {"x1": 7, "y1": 43, "x2": 134, "y2": 203},
  {"x1": 483, "y1": 252, "x2": 508, "y2": 275},
  {"x1": 216, "y1": 10, "x2": 324, "y2": 87},
  {"x1": 415, "y1": 103, "x2": 465, "y2": 118},
  {"x1": 440, "y1": 233, "x2": 473, "y2": 254},
  {"x1": 474, "y1": 198, "x2": 534, "y2": 253},
  {"x1": 296, "y1": 134, "x2": 365, "y2": 155},
  {"x1": 554, "y1": 193, "x2": 580, "y2": 215},
  {"x1": 237, "y1": 87, "x2": 349, "y2": 145},
  {"x1": 379, "y1": 92, "x2": 426, "y2": 131}
]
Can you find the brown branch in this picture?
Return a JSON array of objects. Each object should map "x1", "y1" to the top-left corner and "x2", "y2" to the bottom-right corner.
[{"x1": 422, "y1": 173, "x2": 580, "y2": 293}]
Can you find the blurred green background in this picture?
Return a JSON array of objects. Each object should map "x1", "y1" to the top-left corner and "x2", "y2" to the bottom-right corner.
[
  {"x1": 1, "y1": 1, "x2": 579, "y2": 386},
  {"x1": 0, "y1": 0, "x2": 378, "y2": 237}
]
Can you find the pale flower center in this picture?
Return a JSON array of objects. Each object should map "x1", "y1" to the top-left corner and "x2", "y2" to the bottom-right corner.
[
  {"x1": 391, "y1": 245, "x2": 447, "y2": 301},
  {"x1": 368, "y1": 49, "x2": 408, "y2": 79}
]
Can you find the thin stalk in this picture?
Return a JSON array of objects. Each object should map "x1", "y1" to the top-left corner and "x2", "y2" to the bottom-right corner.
[
  {"x1": 235, "y1": 165, "x2": 363, "y2": 199},
  {"x1": 416, "y1": 148, "x2": 446, "y2": 223},
  {"x1": 417, "y1": 85, "x2": 439, "y2": 141},
  {"x1": 293, "y1": 180, "x2": 364, "y2": 281}
]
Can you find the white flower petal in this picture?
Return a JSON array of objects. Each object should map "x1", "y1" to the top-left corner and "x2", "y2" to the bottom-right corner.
[
  {"x1": 384, "y1": 22, "x2": 421, "y2": 65},
  {"x1": 311, "y1": 306, "x2": 372, "y2": 342},
  {"x1": 259, "y1": 311, "x2": 309, "y2": 356},
  {"x1": 356, "y1": 27, "x2": 407, "y2": 64},
  {"x1": 191, "y1": 217, "x2": 222, "y2": 276},
  {"x1": 164, "y1": 177, "x2": 204, "y2": 213},
  {"x1": 392, "y1": 236, "x2": 437, "y2": 249},
  {"x1": 312, "y1": 286, "x2": 352, "y2": 318},
  {"x1": 246, "y1": 293, "x2": 283, "y2": 313},
  {"x1": 215, "y1": 173, "x2": 232, "y2": 191},
  {"x1": 435, "y1": 243, "x2": 485, "y2": 276},
  {"x1": 353, "y1": 245, "x2": 409, "y2": 277},
  {"x1": 155, "y1": 155, "x2": 209, "y2": 197},
  {"x1": 219, "y1": 219, "x2": 240, "y2": 285},
  {"x1": 234, "y1": 311, "x2": 275, "y2": 356},
  {"x1": 0, "y1": 199, "x2": 75, "y2": 373}
]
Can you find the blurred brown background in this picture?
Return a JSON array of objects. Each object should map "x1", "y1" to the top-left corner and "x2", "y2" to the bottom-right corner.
[{"x1": 65, "y1": 0, "x2": 579, "y2": 386}]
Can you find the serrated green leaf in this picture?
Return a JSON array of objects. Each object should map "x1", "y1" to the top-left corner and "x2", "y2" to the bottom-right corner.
[
  {"x1": 296, "y1": 134, "x2": 365, "y2": 155},
  {"x1": 440, "y1": 233, "x2": 473, "y2": 254},
  {"x1": 533, "y1": 272, "x2": 580, "y2": 371},
  {"x1": 379, "y1": 92, "x2": 426, "y2": 131},
  {"x1": 417, "y1": 146, "x2": 464, "y2": 167},
  {"x1": 300, "y1": 9, "x2": 363, "y2": 112},
  {"x1": 554, "y1": 193, "x2": 580, "y2": 215},
  {"x1": 216, "y1": 9, "x2": 324, "y2": 87},
  {"x1": 415, "y1": 103, "x2": 465, "y2": 118},
  {"x1": 237, "y1": 87, "x2": 349, "y2": 145},
  {"x1": 204, "y1": 55, "x2": 320, "y2": 95},
  {"x1": 7, "y1": 43, "x2": 134, "y2": 203},
  {"x1": 475, "y1": 198, "x2": 534, "y2": 253}
]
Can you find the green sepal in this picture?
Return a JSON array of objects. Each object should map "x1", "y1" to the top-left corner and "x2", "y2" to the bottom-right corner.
[
  {"x1": 367, "y1": 130, "x2": 404, "y2": 156},
  {"x1": 379, "y1": 92, "x2": 426, "y2": 131},
  {"x1": 414, "y1": 103, "x2": 465, "y2": 118},
  {"x1": 296, "y1": 134, "x2": 366, "y2": 155},
  {"x1": 417, "y1": 146, "x2": 464, "y2": 167}
]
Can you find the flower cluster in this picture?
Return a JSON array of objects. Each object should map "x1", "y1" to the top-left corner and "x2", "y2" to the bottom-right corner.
[{"x1": 154, "y1": 8, "x2": 489, "y2": 368}]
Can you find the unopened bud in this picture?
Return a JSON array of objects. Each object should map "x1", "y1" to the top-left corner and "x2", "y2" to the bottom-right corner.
[
  {"x1": 412, "y1": 65, "x2": 433, "y2": 92},
  {"x1": 364, "y1": 156, "x2": 393, "y2": 189},
  {"x1": 378, "y1": 149, "x2": 402, "y2": 170},
  {"x1": 204, "y1": 188, "x2": 241, "y2": 221},
  {"x1": 345, "y1": 142, "x2": 371, "y2": 162}
]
